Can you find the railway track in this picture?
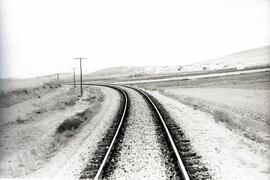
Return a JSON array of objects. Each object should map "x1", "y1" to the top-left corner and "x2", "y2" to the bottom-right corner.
[{"x1": 80, "y1": 84, "x2": 210, "y2": 179}]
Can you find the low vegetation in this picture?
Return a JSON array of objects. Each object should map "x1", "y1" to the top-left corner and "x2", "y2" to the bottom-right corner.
[
  {"x1": 57, "y1": 116, "x2": 84, "y2": 133},
  {"x1": 0, "y1": 84, "x2": 105, "y2": 178},
  {"x1": 53, "y1": 110, "x2": 88, "y2": 144},
  {"x1": 49, "y1": 95, "x2": 103, "y2": 153},
  {"x1": 0, "y1": 81, "x2": 62, "y2": 108},
  {"x1": 159, "y1": 92, "x2": 269, "y2": 145}
]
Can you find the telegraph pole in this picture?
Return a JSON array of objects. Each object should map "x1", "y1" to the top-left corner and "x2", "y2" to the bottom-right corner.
[
  {"x1": 56, "y1": 74, "x2": 60, "y2": 80},
  {"x1": 73, "y1": 68, "x2": 76, "y2": 87},
  {"x1": 74, "y1": 57, "x2": 87, "y2": 96}
]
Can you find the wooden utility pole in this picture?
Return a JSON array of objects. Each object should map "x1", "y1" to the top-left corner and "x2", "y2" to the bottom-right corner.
[
  {"x1": 73, "y1": 68, "x2": 76, "y2": 87},
  {"x1": 74, "y1": 57, "x2": 87, "y2": 96}
]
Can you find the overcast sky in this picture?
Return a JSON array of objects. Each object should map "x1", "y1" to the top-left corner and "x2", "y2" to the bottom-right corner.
[{"x1": 0, "y1": 0, "x2": 269, "y2": 78}]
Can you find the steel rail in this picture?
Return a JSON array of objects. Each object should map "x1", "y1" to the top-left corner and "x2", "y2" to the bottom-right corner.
[
  {"x1": 83, "y1": 84, "x2": 128, "y2": 180},
  {"x1": 124, "y1": 85, "x2": 190, "y2": 180}
]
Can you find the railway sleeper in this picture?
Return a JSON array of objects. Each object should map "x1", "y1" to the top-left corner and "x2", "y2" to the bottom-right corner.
[
  {"x1": 182, "y1": 155, "x2": 202, "y2": 161},
  {"x1": 170, "y1": 130, "x2": 184, "y2": 137},
  {"x1": 178, "y1": 143, "x2": 191, "y2": 147},
  {"x1": 84, "y1": 164, "x2": 100, "y2": 170},
  {"x1": 169, "y1": 126, "x2": 181, "y2": 130},
  {"x1": 145, "y1": 92, "x2": 212, "y2": 180},
  {"x1": 89, "y1": 159, "x2": 101, "y2": 164},
  {"x1": 178, "y1": 146, "x2": 191, "y2": 152},
  {"x1": 188, "y1": 166, "x2": 208, "y2": 174},
  {"x1": 97, "y1": 144, "x2": 110, "y2": 148},
  {"x1": 189, "y1": 172, "x2": 212, "y2": 180},
  {"x1": 181, "y1": 152, "x2": 197, "y2": 157},
  {"x1": 80, "y1": 170, "x2": 97, "y2": 179},
  {"x1": 178, "y1": 139, "x2": 190, "y2": 143},
  {"x1": 185, "y1": 159, "x2": 201, "y2": 166}
]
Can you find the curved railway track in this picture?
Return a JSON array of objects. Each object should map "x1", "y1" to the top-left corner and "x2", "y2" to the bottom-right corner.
[
  {"x1": 93, "y1": 85, "x2": 128, "y2": 179},
  {"x1": 80, "y1": 84, "x2": 210, "y2": 179}
]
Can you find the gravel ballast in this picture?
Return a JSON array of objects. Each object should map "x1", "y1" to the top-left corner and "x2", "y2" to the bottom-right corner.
[{"x1": 105, "y1": 87, "x2": 179, "y2": 179}]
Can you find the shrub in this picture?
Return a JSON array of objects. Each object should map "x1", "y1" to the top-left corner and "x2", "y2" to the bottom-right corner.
[
  {"x1": 16, "y1": 116, "x2": 27, "y2": 124},
  {"x1": 213, "y1": 110, "x2": 232, "y2": 124},
  {"x1": 57, "y1": 117, "x2": 83, "y2": 133}
]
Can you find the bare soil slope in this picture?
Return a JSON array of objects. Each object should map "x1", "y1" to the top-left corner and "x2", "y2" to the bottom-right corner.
[{"x1": 0, "y1": 84, "x2": 107, "y2": 178}]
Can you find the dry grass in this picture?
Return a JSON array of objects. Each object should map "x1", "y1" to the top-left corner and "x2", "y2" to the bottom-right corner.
[
  {"x1": 160, "y1": 91, "x2": 270, "y2": 145},
  {"x1": 47, "y1": 94, "x2": 104, "y2": 154},
  {"x1": 0, "y1": 82, "x2": 63, "y2": 108},
  {"x1": 1, "y1": 86, "x2": 105, "y2": 178},
  {"x1": 212, "y1": 110, "x2": 232, "y2": 124},
  {"x1": 49, "y1": 110, "x2": 89, "y2": 151}
]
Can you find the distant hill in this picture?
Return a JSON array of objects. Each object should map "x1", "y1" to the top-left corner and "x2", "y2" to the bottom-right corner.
[
  {"x1": 197, "y1": 45, "x2": 270, "y2": 68},
  {"x1": 87, "y1": 45, "x2": 270, "y2": 78}
]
